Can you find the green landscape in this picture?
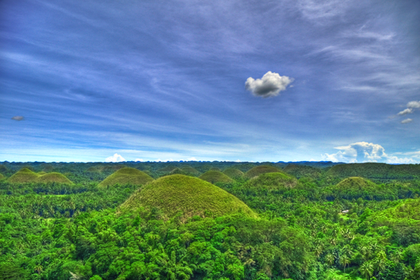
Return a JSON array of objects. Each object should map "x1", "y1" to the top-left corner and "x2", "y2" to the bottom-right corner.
[{"x1": 1, "y1": 161, "x2": 419, "y2": 280}]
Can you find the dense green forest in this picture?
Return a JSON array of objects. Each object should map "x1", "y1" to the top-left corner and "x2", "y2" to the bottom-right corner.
[{"x1": 0, "y1": 161, "x2": 419, "y2": 280}]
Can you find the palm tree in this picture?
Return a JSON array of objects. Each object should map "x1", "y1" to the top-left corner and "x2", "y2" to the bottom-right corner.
[{"x1": 360, "y1": 262, "x2": 373, "y2": 280}]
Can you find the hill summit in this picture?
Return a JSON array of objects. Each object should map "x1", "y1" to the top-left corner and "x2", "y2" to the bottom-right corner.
[
  {"x1": 8, "y1": 168, "x2": 73, "y2": 184},
  {"x1": 119, "y1": 174, "x2": 257, "y2": 220},
  {"x1": 245, "y1": 165, "x2": 282, "y2": 178},
  {"x1": 199, "y1": 170, "x2": 234, "y2": 184},
  {"x1": 98, "y1": 167, "x2": 153, "y2": 188}
]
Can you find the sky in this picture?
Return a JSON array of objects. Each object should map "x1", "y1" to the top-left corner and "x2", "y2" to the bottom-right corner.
[{"x1": 1, "y1": 0, "x2": 420, "y2": 163}]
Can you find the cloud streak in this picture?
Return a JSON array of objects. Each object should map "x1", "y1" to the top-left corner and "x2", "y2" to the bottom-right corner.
[{"x1": 11, "y1": 116, "x2": 24, "y2": 121}]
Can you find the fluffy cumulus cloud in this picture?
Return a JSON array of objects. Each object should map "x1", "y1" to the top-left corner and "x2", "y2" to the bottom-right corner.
[
  {"x1": 11, "y1": 116, "x2": 24, "y2": 121},
  {"x1": 245, "y1": 71, "x2": 293, "y2": 98},
  {"x1": 324, "y1": 142, "x2": 416, "y2": 163},
  {"x1": 324, "y1": 142, "x2": 386, "y2": 162},
  {"x1": 407, "y1": 101, "x2": 420, "y2": 108},
  {"x1": 105, "y1": 153, "x2": 126, "y2": 162},
  {"x1": 401, "y1": 118, "x2": 413, "y2": 124}
]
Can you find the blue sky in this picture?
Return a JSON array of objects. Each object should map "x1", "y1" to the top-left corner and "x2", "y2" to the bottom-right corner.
[{"x1": 1, "y1": 0, "x2": 420, "y2": 163}]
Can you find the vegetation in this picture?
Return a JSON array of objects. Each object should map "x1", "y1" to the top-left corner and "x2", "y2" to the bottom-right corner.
[
  {"x1": 199, "y1": 170, "x2": 235, "y2": 184},
  {"x1": 7, "y1": 168, "x2": 40, "y2": 183},
  {"x1": 283, "y1": 164, "x2": 322, "y2": 179},
  {"x1": 98, "y1": 167, "x2": 153, "y2": 188},
  {"x1": 244, "y1": 165, "x2": 282, "y2": 178},
  {"x1": 36, "y1": 172, "x2": 74, "y2": 184},
  {"x1": 119, "y1": 174, "x2": 257, "y2": 220},
  {"x1": 1, "y1": 161, "x2": 420, "y2": 280},
  {"x1": 223, "y1": 167, "x2": 244, "y2": 179}
]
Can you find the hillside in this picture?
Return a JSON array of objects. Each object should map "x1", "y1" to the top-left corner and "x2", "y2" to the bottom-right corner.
[
  {"x1": 7, "y1": 168, "x2": 40, "y2": 183},
  {"x1": 328, "y1": 177, "x2": 395, "y2": 200},
  {"x1": 283, "y1": 164, "x2": 322, "y2": 179},
  {"x1": 244, "y1": 165, "x2": 282, "y2": 178},
  {"x1": 223, "y1": 167, "x2": 244, "y2": 179},
  {"x1": 244, "y1": 172, "x2": 298, "y2": 192},
  {"x1": 98, "y1": 167, "x2": 153, "y2": 187},
  {"x1": 199, "y1": 170, "x2": 234, "y2": 184},
  {"x1": 326, "y1": 163, "x2": 420, "y2": 181},
  {"x1": 36, "y1": 172, "x2": 73, "y2": 184},
  {"x1": 119, "y1": 174, "x2": 257, "y2": 220}
]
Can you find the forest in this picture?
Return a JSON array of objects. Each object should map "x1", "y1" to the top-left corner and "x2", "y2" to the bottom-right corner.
[{"x1": 0, "y1": 161, "x2": 419, "y2": 280}]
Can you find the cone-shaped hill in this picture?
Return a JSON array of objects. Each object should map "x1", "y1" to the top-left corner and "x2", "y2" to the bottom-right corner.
[
  {"x1": 180, "y1": 166, "x2": 201, "y2": 176},
  {"x1": 169, "y1": 166, "x2": 201, "y2": 176},
  {"x1": 199, "y1": 170, "x2": 234, "y2": 184},
  {"x1": 37, "y1": 172, "x2": 73, "y2": 184},
  {"x1": 244, "y1": 172, "x2": 298, "y2": 192},
  {"x1": 8, "y1": 168, "x2": 40, "y2": 183},
  {"x1": 223, "y1": 167, "x2": 244, "y2": 179},
  {"x1": 336, "y1": 177, "x2": 377, "y2": 191},
  {"x1": 119, "y1": 175, "x2": 257, "y2": 220},
  {"x1": 0, "y1": 174, "x2": 5, "y2": 180},
  {"x1": 98, "y1": 167, "x2": 153, "y2": 188},
  {"x1": 8, "y1": 168, "x2": 74, "y2": 184},
  {"x1": 329, "y1": 177, "x2": 395, "y2": 200},
  {"x1": 283, "y1": 164, "x2": 322, "y2": 179},
  {"x1": 245, "y1": 165, "x2": 282, "y2": 179},
  {"x1": 0, "y1": 164, "x2": 7, "y2": 173}
]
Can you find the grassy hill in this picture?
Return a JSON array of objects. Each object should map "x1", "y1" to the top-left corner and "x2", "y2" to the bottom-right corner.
[
  {"x1": 326, "y1": 163, "x2": 420, "y2": 181},
  {"x1": 7, "y1": 168, "x2": 40, "y2": 183},
  {"x1": 244, "y1": 172, "x2": 298, "y2": 192},
  {"x1": 119, "y1": 174, "x2": 257, "y2": 220},
  {"x1": 327, "y1": 177, "x2": 396, "y2": 200},
  {"x1": 245, "y1": 165, "x2": 282, "y2": 179},
  {"x1": 199, "y1": 170, "x2": 234, "y2": 184},
  {"x1": 283, "y1": 164, "x2": 322, "y2": 179},
  {"x1": 98, "y1": 167, "x2": 153, "y2": 188},
  {"x1": 223, "y1": 167, "x2": 244, "y2": 179},
  {"x1": 0, "y1": 164, "x2": 7, "y2": 173},
  {"x1": 0, "y1": 174, "x2": 5, "y2": 180},
  {"x1": 36, "y1": 172, "x2": 73, "y2": 184}
]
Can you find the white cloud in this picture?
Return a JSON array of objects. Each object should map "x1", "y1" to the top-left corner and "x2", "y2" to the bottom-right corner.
[
  {"x1": 11, "y1": 116, "x2": 24, "y2": 121},
  {"x1": 386, "y1": 156, "x2": 415, "y2": 164},
  {"x1": 397, "y1": 108, "x2": 413, "y2": 115},
  {"x1": 324, "y1": 142, "x2": 387, "y2": 163},
  {"x1": 401, "y1": 118, "x2": 413, "y2": 124},
  {"x1": 105, "y1": 153, "x2": 126, "y2": 162},
  {"x1": 245, "y1": 71, "x2": 293, "y2": 98},
  {"x1": 407, "y1": 101, "x2": 420, "y2": 108},
  {"x1": 297, "y1": 0, "x2": 350, "y2": 21},
  {"x1": 324, "y1": 142, "x2": 418, "y2": 163}
]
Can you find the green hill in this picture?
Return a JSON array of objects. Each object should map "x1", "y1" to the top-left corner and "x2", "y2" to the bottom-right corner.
[
  {"x1": 326, "y1": 163, "x2": 420, "y2": 181},
  {"x1": 181, "y1": 166, "x2": 201, "y2": 176},
  {"x1": 245, "y1": 165, "x2": 282, "y2": 178},
  {"x1": 223, "y1": 167, "x2": 244, "y2": 179},
  {"x1": 283, "y1": 164, "x2": 322, "y2": 179},
  {"x1": 199, "y1": 170, "x2": 234, "y2": 184},
  {"x1": 158, "y1": 165, "x2": 177, "y2": 173},
  {"x1": 0, "y1": 174, "x2": 5, "y2": 180},
  {"x1": 119, "y1": 174, "x2": 257, "y2": 220},
  {"x1": 7, "y1": 168, "x2": 40, "y2": 184},
  {"x1": 244, "y1": 172, "x2": 298, "y2": 192},
  {"x1": 0, "y1": 164, "x2": 7, "y2": 173},
  {"x1": 328, "y1": 177, "x2": 395, "y2": 200},
  {"x1": 36, "y1": 172, "x2": 73, "y2": 184},
  {"x1": 98, "y1": 167, "x2": 153, "y2": 188}
]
